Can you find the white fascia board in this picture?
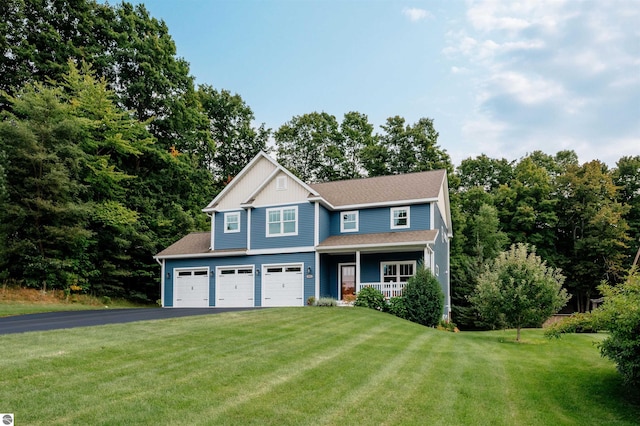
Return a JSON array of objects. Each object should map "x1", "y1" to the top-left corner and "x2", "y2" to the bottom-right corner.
[
  {"x1": 202, "y1": 151, "x2": 272, "y2": 213},
  {"x1": 247, "y1": 246, "x2": 315, "y2": 255},
  {"x1": 316, "y1": 241, "x2": 433, "y2": 253},
  {"x1": 308, "y1": 196, "x2": 334, "y2": 210},
  {"x1": 443, "y1": 175, "x2": 453, "y2": 238},
  {"x1": 330, "y1": 198, "x2": 438, "y2": 211},
  {"x1": 153, "y1": 250, "x2": 247, "y2": 260}
]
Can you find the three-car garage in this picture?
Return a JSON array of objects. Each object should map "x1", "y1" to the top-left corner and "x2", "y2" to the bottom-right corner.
[{"x1": 170, "y1": 263, "x2": 305, "y2": 308}]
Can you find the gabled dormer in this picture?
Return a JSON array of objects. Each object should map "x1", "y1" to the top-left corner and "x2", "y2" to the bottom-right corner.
[{"x1": 202, "y1": 152, "x2": 320, "y2": 252}]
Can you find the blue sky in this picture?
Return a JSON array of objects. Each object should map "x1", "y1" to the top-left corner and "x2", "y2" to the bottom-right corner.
[{"x1": 133, "y1": 0, "x2": 639, "y2": 167}]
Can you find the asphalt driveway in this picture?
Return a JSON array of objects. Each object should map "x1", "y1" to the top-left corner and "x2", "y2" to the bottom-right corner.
[{"x1": 0, "y1": 307, "x2": 256, "y2": 335}]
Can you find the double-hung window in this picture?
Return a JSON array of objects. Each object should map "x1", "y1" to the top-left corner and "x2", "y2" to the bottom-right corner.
[
  {"x1": 381, "y1": 261, "x2": 416, "y2": 283},
  {"x1": 224, "y1": 212, "x2": 240, "y2": 233},
  {"x1": 266, "y1": 206, "x2": 298, "y2": 237},
  {"x1": 391, "y1": 206, "x2": 410, "y2": 229},
  {"x1": 340, "y1": 211, "x2": 358, "y2": 232}
]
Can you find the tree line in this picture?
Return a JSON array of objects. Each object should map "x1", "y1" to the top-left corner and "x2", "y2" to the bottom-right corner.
[{"x1": 1, "y1": 1, "x2": 638, "y2": 316}]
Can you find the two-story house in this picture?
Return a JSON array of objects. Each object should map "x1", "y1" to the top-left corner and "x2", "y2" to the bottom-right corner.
[{"x1": 154, "y1": 152, "x2": 452, "y2": 319}]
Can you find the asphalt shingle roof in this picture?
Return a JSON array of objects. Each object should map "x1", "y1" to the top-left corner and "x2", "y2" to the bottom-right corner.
[
  {"x1": 155, "y1": 232, "x2": 245, "y2": 257},
  {"x1": 317, "y1": 230, "x2": 438, "y2": 250},
  {"x1": 309, "y1": 169, "x2": 445, "y2": 208}
]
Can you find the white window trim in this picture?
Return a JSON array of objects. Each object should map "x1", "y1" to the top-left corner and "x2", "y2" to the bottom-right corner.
[
  {"x1": 224, "y1": 211, "x2": 241, "y2": 233},
  {"x1": 266, "y1": 206, "x2": 298, "y2": 237},
  {"x1": 390, "y1": 206, "x2": 410, "y2": 229},
  {"x1": 340, "y1": 210, "x2": 359, "y2": 233},
  {"x1": 380, "y1": 261, "x2": 417, "y2": 283}
]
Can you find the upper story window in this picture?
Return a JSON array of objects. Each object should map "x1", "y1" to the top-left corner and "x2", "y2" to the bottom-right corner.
[
  {"x1": 266, "y1": 206, "x2": 298, "y2": 237},
  {"x1": 224, "y1": 212, "x2": 240, "y2": 233},
  {"x1": 340, "y1": 211, "x2": 359, "y2": 233},
  {"x1": 390, "y1": 206, "x2": 410, "y2": 229}
]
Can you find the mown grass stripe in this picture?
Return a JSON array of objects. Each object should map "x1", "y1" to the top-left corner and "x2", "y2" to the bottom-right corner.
[{"x1": 1, "y1": 308, "x2": 638, "y2": 425}]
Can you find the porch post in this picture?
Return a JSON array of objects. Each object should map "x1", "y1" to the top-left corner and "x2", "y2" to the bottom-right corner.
[{"x1": 356, "y1": 250, "x2": 361, "y2": 290}]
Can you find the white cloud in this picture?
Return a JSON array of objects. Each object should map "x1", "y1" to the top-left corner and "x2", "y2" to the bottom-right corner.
[
  {"x1": 402, "y1": 7, "x2": 432, "y2": 22},
  {"x1": 443, "y1": 0, "x2": 640, "y2": 166},
  {"x1": 488, "y1": 71, "x2": 565, "y2": 105}
]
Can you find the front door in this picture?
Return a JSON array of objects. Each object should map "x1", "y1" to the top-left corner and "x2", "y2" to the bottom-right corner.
[{"x1": 340, "y1": 264, "x2": 356, "y2": 301}]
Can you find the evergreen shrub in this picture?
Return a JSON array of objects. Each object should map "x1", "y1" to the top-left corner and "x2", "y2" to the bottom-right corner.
[
  {"x1": 403, "y1": 266, "x2": 444, "y2": 327},
  {"x1": 354, "y1": 287, "x2": 387, "y2": 311}
]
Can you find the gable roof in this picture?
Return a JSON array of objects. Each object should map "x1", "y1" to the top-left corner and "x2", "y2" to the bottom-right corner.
[
  {"x1": 203, "y1": 152, "x2": 319, "y2": 212},
  {"x1": 309, "y1": 170, "x2": 446, "y2": 208}
]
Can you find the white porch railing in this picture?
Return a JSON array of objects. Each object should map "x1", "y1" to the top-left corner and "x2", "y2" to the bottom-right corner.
[{"x1": 357, "y1": 282, "x2": 406, "y2": 299}]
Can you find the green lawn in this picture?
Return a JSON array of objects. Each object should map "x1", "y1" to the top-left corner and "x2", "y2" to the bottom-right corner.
[{"x1": 1, "y1": 308, "x2": 638, "y2": 425}]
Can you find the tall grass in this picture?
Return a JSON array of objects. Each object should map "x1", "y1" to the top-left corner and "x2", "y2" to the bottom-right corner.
[{"x1": 1, "y1": 308, "x2": 638, "y2": 425}]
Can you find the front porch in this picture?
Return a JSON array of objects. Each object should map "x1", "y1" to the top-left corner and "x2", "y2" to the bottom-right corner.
[{"x1": 317, "y1": 249, "x2": 433, "y2": 302}]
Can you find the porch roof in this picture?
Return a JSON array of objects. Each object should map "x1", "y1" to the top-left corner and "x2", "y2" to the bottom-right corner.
[
  {"x1": 316, "y1": 230, "x2": 438, "y2": 252},
  {"x1": 154, "y1": 232, "x2": 246, "y2": 259}
]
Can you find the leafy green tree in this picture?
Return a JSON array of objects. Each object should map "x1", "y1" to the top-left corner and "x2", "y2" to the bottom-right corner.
[
  {"x1": 496, "y1": 156, "x2": 559, "y2": 264},
  {"x1": 339, "y1": 111, "x2": 376, "y2": 179},
  {"x1": 0, "y1": 83, "x2": 92, "y2": 291},
  {"x1": 275, "y1": 112, "x2": 348, "y2": 182},
  {"x1": 379, "y1": 116, "x2": 452, "y2": 176},
  {"x1": 556, "y1": 161, "x2": 631, "y2": 311},
  {"x1": 403, "y1": 265, "x2": 445, "y2": 327},
  {"x1": 451, "y1": 202, "x2": 508, "y2": 329},
  {"x1": 613, "y1": 156, "x2": 640, "y2": 265},
  {"x1": 197, "y1": 84, "x2": 269, "y2": 184},
  {"x1": 470, "y1": 243, "x2": 569, "y2": 341},
  {"x1": 457, "y1": 154, "x2": 513, "y2": 191}
]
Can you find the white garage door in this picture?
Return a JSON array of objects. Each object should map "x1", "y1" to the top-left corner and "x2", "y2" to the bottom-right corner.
[
  {"x1": 174, "y1": 268, "x2": 209, "y2": 307},
  {"x1": 216, "y1": 267, "x2": 255, "y2": 307},
  {"x1": 262, "y1": 264, "x2": 304, "y2": 307}
]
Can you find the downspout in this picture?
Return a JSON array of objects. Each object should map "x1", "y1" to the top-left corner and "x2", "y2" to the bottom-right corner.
[{"x1": 314, "y1": 201, "x2": 320, "y2": 300}]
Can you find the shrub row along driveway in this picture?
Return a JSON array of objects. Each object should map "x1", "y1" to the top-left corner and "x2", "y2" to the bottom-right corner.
[{"x1": 0, "y1": 307, "x2": 255, "y2": 335}]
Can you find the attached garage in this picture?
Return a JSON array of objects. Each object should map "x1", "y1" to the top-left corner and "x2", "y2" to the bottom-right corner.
[
  {"x1": 215, "y1": 266, "x2": 255, "y2": 307},
  {"x1": 262, "y1": 264, "x2": 304, "y2": 307},
  {"x1": 174, "y1": 268, "x2": 210, "y2": 307}
]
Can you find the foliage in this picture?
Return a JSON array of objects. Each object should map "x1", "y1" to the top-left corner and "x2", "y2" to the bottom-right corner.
[
  {"x1": 437, "y1": 319, "x2": 458, "y2": 332},
  {"x1": 546, "y1": 271, "x2": 640, "y2": 387},
  {"x1": 315, "y1": 297, "x2": 337, "y2": 307},
  {"x1": 544, "y1": 313, "x2": 598, "y2": 338},
  {"x1": 197, "y1": 84, "x2": 269, "y2": 184},
  {"x1": 354, "y1": 286, "x2": 387, "y2": 311},
  {"x1": 387, "y1": 296, "x2": 407, "y2": 319},
  {"x1": 402, "y1": 265, "x2": 444, "y2": 327},
  {"x1": 470, "y1": 243, "x2": 570, "y2": 341},
  {"x1": 595, "y1": 272, "x2": 640, "y2": 386},
  {"x1": 556, "y1": 160, "x2": 631, "y2": 311},
  {"x1": 306, "y1": 296, "x2": 316, "y2": 306}
]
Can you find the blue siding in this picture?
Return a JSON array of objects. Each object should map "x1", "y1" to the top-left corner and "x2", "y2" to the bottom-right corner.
[
  {"x1": 318, "y1": 205, "x2": 331, "y2": 243},
  {"x1": 251, "y1": 203, "x2": 315, "y2": 249},
  {"x1": 433, "y1": 203, "x2": 450, "y2": 310},
  {"x1": 329, "y1": 203, "x2": 431, "y2": 236},
  {"x1": 164, "y1": 252, "x2": 316, "y2": 307},
  {"x1": 214, "y1": 210, "x2": 247, "y2": 250},
  {"x1": 319, "y1": 252, "x2": 424, "y2": 299}
]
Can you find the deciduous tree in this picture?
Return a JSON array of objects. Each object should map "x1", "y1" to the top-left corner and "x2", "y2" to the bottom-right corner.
[{"x1": 470, "y1": 243, "x2": 569, "y2": 341}]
